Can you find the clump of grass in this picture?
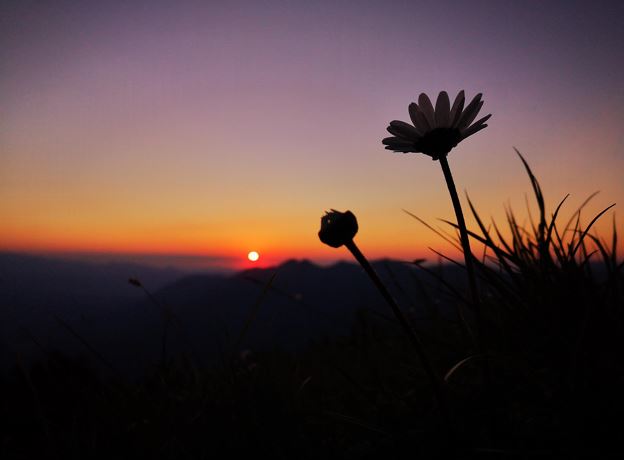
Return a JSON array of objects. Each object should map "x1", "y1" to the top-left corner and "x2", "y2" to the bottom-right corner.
[
  {"x1": 445, "y1": 150, "x2": 620, "y2": 355},
  {"x1": 409, "y1": 149, "x2": 623, "y2": 450}
]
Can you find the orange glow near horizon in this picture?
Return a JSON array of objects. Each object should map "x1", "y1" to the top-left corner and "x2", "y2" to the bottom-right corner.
[
  {"x1": 2, "y1": 145, "x2": 624, "y2": 270},
  {"x1": 2, "y1": 193, "x2": 622, "y2": 271}
]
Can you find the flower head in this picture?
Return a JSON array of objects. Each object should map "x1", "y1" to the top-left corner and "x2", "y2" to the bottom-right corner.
[
  {"x1": 382, "y1": 91, "x2": 491, "y2": 160},
  {"x1": 318, "y1": 209, "x2": 358, "y2": 248}
]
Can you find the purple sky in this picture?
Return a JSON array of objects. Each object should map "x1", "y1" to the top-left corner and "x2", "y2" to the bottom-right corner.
[{"x1": 2, "y1": 0, "x2": 623, "y2": 269}]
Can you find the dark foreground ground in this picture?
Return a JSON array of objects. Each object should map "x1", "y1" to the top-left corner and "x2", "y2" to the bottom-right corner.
[
  {"x1": 3, "y1": 214, "x2": 624, "y2": 458},
  {"x1": 2, "y1": 301, "x2": 624, "y2": 460}
]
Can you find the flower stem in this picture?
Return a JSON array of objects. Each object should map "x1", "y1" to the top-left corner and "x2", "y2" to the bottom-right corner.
[
  {"x1": 344, "y1": 239, "x2": 455, "y2": 437},
  {"x1": 438, "y1": 155, "x2": 486, "y2": 361}
]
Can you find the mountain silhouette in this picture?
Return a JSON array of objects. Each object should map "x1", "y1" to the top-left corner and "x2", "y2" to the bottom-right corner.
[{"x1": 0, "y1": 253, "x2": 466, "y2": 375}]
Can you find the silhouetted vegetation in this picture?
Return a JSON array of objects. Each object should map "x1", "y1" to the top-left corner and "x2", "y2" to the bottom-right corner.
[{"x1": 1, "y1": 154, "x2": 622, "y2": 458}]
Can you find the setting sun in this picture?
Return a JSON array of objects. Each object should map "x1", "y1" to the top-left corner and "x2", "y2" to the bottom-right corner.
[{"x1": 247, "y1": 251, "x2": 260, "y2": 262}]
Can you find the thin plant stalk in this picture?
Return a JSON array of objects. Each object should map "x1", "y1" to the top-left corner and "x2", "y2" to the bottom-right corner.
[
  {"x1": 438, "y1": 156, "x2": 484, "y2": 354},
  {"x1": 344, "y1": 239, "x2": 455, "y2": 438},
  {"x1": 439, "y1": 154, "x2": 493, "y2": 435}
]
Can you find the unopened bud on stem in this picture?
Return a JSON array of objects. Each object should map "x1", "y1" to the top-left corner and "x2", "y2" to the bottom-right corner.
[{"x1": 318, "y1": 209, "x2": 358, "y2": 248}]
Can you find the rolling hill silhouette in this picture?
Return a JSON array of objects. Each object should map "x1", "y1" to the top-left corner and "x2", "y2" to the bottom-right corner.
[{"x1": 0, "y1": 253, "x2": 464, "y2": 375}]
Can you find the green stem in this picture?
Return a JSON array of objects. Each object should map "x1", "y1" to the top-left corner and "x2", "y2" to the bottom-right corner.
[
  {"x1": 344, "y1": 239, "x2": 455, "y2": 438},
  {"x1": 438, "y1": 155, "x2": 487, "y2": 362}
]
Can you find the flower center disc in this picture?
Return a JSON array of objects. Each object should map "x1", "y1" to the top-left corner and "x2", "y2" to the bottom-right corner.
[{"x1": 420, "y1": 128, "x2": 461, "y2": 158}]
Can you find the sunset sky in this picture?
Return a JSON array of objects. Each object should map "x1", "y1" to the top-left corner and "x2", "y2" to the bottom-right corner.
[{"x1": 2, "y1": 0, "x2": 623, "y2": 270}]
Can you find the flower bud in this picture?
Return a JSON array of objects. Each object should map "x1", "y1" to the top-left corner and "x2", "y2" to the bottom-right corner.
[{"x1": 318, "y1": 209, "x2": 358, "y2": 248}]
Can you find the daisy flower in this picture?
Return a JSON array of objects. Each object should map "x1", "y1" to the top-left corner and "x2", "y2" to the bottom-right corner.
[
  {"x1": 382, "y1": 91, "x2": 492, "y2": 383},
  {"x1": 382, "y1": 91, "x2": 491, "y2": 160}
]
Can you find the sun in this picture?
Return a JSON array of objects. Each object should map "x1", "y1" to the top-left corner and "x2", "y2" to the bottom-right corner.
[{"x1": 247, "y1": 251, "x2": 260, "y2": 262}]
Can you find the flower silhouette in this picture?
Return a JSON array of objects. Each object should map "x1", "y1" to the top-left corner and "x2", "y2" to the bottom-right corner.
[
  {"x1": 317, "y1": 208, "x2": 453, "y2": 432},
  {"x1": 382, "y1": 91, "x2": 490, "y2": 160},
  {"x1": 382, "y1": 90, "x2": 491, "y2": 384},
  {"x1": 318, "y1": 209, "x2": 358, "y2": 248}
]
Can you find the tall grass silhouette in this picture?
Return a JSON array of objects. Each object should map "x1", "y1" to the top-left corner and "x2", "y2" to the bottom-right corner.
[{"x1": 405, "y1": 149, "x2": 622, "y2": 450}]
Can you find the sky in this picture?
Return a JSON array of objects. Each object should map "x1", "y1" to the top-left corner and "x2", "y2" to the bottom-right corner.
[{"x1": 2, "y1": 0, "x2": 623, "y2": 271}]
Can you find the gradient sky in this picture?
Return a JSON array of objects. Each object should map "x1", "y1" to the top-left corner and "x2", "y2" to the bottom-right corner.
[{"x1": 2, "y1": 0, "x2": 623, "y2": 270}]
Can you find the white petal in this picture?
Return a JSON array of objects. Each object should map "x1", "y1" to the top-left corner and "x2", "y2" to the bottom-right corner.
[
  {"x1": 463, "y1": 114, "x2": 491, "y2": 133},
  {"x1": 391, "y1": 147, "x2": 420, "y2": 153},
  {"x1": 389, "y1": 120, "x2": 421, "y2": 139},
  {"x1": 408, "y1": 104, "x2": 425, "y2": 135},
  {"x1": 454, "y1": 93, "x2": 481, "y2": 129},
  {"x1": 409, "y1": 103, "x2": 431, "y2": 132},
  {"x1": 382, "y1": 136, "x2": 414, "y2": 147},
  {"x1": 386, "y1": 125, "x2": 412, "y2": 140},
  {"x1": 449, "y1": 90, "x2": 465, "y2": 127},
  {"x1": 460, "y1": 123, "x2": 488, "y2": 141},
  {"x1": 418, "y1": 93, "x2": 436, "y2": 129},
  {"x1": 434, "y1": 91, "x2": 450, "y2": 128},
  {"x1": 455, "y1": 95, "x2": 483, "y2": 131}
]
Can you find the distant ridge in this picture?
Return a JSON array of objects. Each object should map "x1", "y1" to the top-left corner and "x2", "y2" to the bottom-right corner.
[{"x1": 0, "y1": 253, "x2": 465, "y2": 375}]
